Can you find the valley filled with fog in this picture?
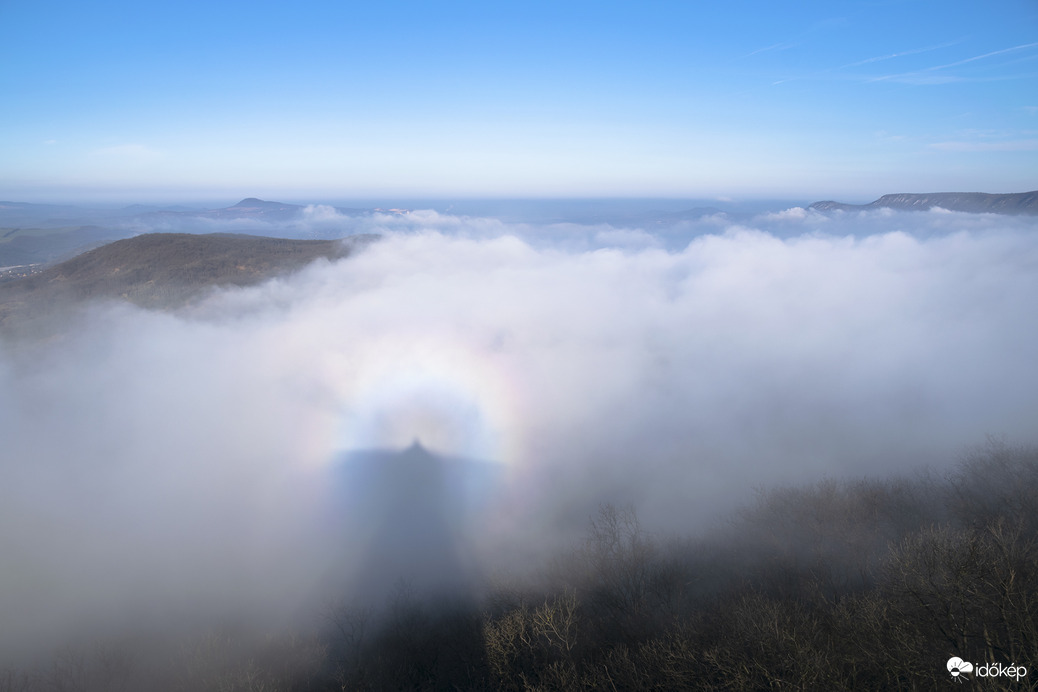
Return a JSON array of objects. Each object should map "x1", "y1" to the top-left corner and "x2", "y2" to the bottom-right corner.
[{"x1": 1, "y1": 203, "x2": 1037, "y2": 687}]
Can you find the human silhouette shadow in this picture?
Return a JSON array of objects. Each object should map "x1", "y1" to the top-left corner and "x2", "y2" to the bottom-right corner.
[{"x1": 319, "y1": 440, "x2": 501, "y2": 603}]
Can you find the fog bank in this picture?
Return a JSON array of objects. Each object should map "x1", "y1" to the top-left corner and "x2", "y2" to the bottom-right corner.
[{"x1": 2, "y1": 207, "x2": 1037, "y2": 661}]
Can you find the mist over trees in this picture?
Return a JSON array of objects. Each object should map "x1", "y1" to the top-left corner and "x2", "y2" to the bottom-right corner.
[
  {"x1": 1, "y1": 206, "x2": 1037, "y2": 689},
  {"x1": 2, "y1": 439, "x2": 1036, "y2": 690}
]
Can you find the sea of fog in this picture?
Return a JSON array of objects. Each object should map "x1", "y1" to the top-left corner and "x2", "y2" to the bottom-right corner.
[{"x1": 1, "y1": 202, "x2": 1037, "y2": 661}]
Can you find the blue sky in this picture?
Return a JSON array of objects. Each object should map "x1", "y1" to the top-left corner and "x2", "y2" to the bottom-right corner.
[{"x1": 1, "y1": 0, "x2": 1036, "y2": 202}]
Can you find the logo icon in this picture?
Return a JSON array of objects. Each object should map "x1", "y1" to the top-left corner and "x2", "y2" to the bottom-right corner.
[{"x1": 948, "y1": 657, "x2": 974, "y2": 682}]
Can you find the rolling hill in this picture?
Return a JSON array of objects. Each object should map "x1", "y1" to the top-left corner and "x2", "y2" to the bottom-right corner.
[
  {"x1": 0, "y1": 197, "x2": 401, "y2": 270},
  {"x1": 0, "y1": 232, "x2": 375, "y2": 333}
]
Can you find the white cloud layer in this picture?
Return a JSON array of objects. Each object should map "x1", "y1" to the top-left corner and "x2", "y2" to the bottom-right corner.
[{"x1": 2, "y1": 207, "x2": 1037, "y2": 659}]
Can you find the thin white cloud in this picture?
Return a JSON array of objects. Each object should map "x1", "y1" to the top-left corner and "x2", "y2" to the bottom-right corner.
[
  {"x1": 837, "y1": 40, "x2": 963, "y2": 69},
  {"x1": 930, "y1": 139, "x2": 1038, "y2": 152},
  {"x1": 743, "y1": 41, "x2": 798, "y2": 58},
  {"x1": 754, "y1": 206, "x2": 823, "y2": 223},
  {"x1": 770, "y1": 39, "x2": 963, "y2": 86},
  {"x1": 870, "y1": 41, "x2": 1038, "y2": 84},
  {"x1": 921, "y1": 42, "x2": 1038, "y2": 72}
]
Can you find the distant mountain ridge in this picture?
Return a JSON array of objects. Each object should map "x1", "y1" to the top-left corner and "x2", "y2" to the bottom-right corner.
[
  {"x1": 230, "y1": 197, "x2": 290, "y2": 208},
  {"x1": 0, "y1": 197, "x2": 404, "y2": 269},
  {"x1": 810, "y1": 190, "x2": 1038, "y2": 215},
  {"x1": 134, "y1": 197, "x2": 372, "y2": 224}
]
